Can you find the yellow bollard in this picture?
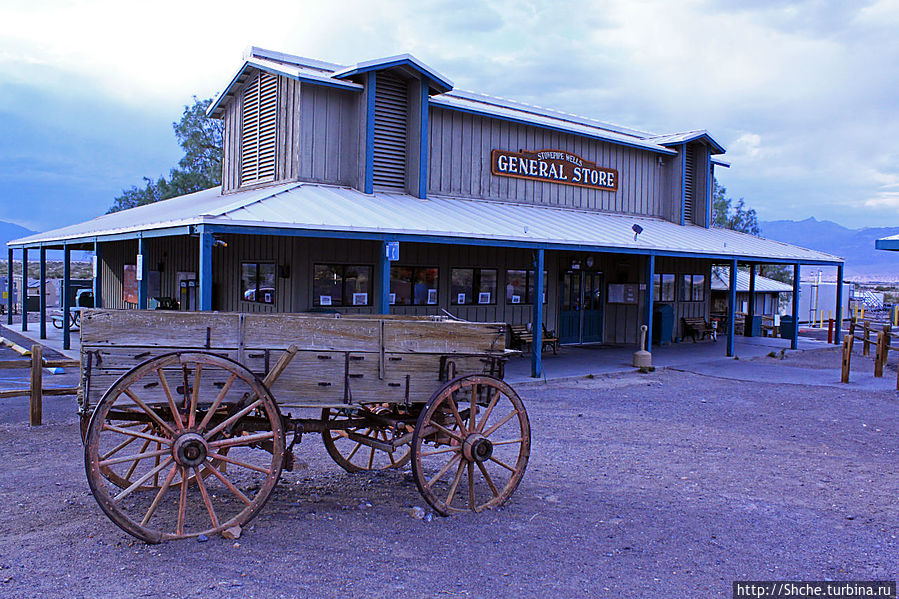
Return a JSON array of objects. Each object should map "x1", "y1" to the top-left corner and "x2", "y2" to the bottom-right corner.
[{"x1": 861, "y1": 307, "x2": 865, "y2": 319}]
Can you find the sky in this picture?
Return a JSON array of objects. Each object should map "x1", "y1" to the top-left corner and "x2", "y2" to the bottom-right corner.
[{"x1": 1, "y1": 0, "x2": 898, "y2": 234}]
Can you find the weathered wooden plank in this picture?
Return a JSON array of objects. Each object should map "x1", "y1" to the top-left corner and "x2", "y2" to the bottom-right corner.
[{"x1": 80, "y1": 310, "x2": 241, "y2": 347}]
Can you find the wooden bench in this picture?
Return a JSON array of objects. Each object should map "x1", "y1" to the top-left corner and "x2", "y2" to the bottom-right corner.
[
  {"x1": 681, "y1": 317, "x2": 716, "y2": 342},
  {"x1": 509, "y1": 324, "x2": 559, "y2": 354}
]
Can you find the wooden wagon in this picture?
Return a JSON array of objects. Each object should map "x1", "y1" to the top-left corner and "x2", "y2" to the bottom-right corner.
[{"x1": 79, "y1": 309, "x2": 530, "y2": 543}]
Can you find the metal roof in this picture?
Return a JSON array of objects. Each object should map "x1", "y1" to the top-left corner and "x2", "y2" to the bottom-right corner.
[
  {"x1": 875, "y1": 234, "x2": 899, "y2": 251},
  {"x1": 9, "y1": 183, "x2": 841, "y2": 264},
  {"x1": 206, "y1": 48, "x2": 725, "y2": 157},
  {"x1": 710, "y1": 267, "x2": 794, "y2": 293}
]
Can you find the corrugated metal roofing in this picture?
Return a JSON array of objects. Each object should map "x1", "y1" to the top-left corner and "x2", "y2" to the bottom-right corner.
[
  {"x1": 645, "y1": 130, "x2": 726, "y2": 154},
  {"x1": 207, "y1": 47, "x2": 726, "y2": 156},
  {"x1": 9, "y1": 183, "x2": 841, "y2": 264},
  {"x1": 710, "y1": 267, "x2": 794, "y2": 293}
]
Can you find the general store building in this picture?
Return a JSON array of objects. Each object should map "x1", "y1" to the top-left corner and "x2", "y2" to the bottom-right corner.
[{"x1": 8, "y1": 48, "x2": 843, "y2": 374}]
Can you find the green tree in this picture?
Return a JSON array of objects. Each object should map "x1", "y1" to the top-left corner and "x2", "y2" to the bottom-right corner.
[
  {"x1": 711, "y1": 178, "x2": 759, "y2": 235},
  {"x1": 108, "y1": 97, "x2": 223, "y2": 213}
]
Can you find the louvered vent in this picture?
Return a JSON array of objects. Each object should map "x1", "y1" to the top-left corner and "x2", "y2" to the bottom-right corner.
[
  {"x1": 683, "y1": 145, "x2": 697, "y2": 223},
  {"x1": 240, "y1": 72, "x2": 278, "y2": 186},
  {"x1": 372, "y1": 74, "x2": 408, "y2": 191}
]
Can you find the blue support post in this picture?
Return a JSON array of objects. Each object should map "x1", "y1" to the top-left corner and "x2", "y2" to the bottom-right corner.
[
  {"x1": 93, "y1": 240, "x2": 103, "y2": 308},
  {"x1": 644, "y1": 254, "x2": 655, "y2": 350},
  {"x1": 364, "y1": 72, "x2": 376, "y2": 195},
  {"x1": 727, "y1": 259, "x2": 737, "y2": 357},
  {"x1": 137, "y1": 236, "x2": 147, "y2": 309},
  {"x1": 6, "y1": 247, "x2": 11, "y2": 325},
  {"x1": 20, "y1": 247, "x2": 27, "y2": 331},
  {"x1": 63, "y1": 244, "x2": 71, "y2": 350},
  {"x1": 791, "y1": 264, "x2": 800, "y2": 350},
  {"x1": 835, "y1": 263, "x2": 844, "y2": 344},
  {"x1": 746, "y1": 264, "x2": 756, "y2": 337},
  {"x1": 198, "y1": 228, "x2": 213, "y2": 311},
  {"x1": 39, "y1": 247, "x2": 46, "y2": 339},
  {"x1": 531, "y1": 249, "x2": 545, "y2": 378},
  {"x1": 377, "y1": 241, "x2": 391, "y2": 315}
]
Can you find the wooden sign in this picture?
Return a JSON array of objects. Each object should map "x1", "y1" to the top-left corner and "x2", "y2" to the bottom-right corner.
[{"x1": 491, "y1": 149, "x2": 618, "y2": 191}]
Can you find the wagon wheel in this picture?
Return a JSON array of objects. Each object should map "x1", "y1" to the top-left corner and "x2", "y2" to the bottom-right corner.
[
  {"x1": 84, "y1": 351, "x2": 285, "y2": 543},
  {"x1": 321, "y1": 405, "x2": 412, "y2": 472},
  {"x1": 412, "y1": 375, "x2": 530, "y2": 516}
]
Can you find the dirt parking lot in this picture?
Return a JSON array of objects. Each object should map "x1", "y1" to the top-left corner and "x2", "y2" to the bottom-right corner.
[{"x1": 0, "y1": 345, "x2": 897, "y2": 598}]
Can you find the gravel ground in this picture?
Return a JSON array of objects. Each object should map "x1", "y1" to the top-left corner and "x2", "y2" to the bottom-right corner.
[{"x1": 0, "y1": 345, "x2": 897, "y2": 598}]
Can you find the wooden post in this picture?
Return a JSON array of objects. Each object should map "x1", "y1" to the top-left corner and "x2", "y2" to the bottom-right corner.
[
  {"x1": 30, "y1": 344, "x2": 42, "y2": 426},
  {"x1": 882, "y1": 325, "x2": 891, "y2": 368},
  {"x1": 841, "y1": 335, "x2": 853, "y2": 384},
  {"x1": 849, "y1": 316, "x2": 856, "y2": 338},
  {"x1": 874, "y1": 333, "x2": 884, "y2": 378},
  {"x1": 863, "y1": 322, "x2": 870, "y2": 356}
]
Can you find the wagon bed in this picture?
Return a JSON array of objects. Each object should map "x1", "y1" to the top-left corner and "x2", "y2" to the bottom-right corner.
[{"x1": 79, "y1": 310, "x2": 530, "y2": 543}]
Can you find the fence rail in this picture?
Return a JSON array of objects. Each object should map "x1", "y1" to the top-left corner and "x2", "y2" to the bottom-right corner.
[{"x1": 0, "y1": 343, "x2": 79, "y2": 425}]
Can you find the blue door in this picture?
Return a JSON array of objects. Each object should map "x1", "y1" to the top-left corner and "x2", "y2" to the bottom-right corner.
[{"x1": 559, "y1": 270, "x2": 604, "y2": 344}]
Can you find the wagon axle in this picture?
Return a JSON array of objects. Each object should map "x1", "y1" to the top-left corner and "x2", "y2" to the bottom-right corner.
[{"x1": 172, "y1": 433, "x2": 208, "y2": 468}]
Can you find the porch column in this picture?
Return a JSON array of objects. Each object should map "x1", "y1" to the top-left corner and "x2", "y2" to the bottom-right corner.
[
  {"x1": 834, "y1": 263, "x2": 844, "y2": 344},
  {"x1": 6, "y1": 247, "x2": 12, "y2": 325},
  {"x1": 727, "y1": 259, "x2": 737, "y2": 357},
  {"x1": 137, "y1": 237, "x2": 147, "y2": 309},
  {"x1": 377, "y1": 241, "x2": 391, "y2": 315},
  {"x1": 791, "y1": 263, "x2": 800, "y2": 350},
  {"x1": 63, "y1": 244, "x2": 71, "y2": 350},
  {"x1": 39, "y1": 247, "x2": 46, "y2": 339},
  {"x1": 93, "y1": 240, "x2": 103, "y2": 308},
  {"x1": 198, "y1": 228, "x2": 213, "y2": 311},
  {"x1": 531, "y1": 249, "x2": 544, "y2": 378},
  {"x1": 21, "y1": 247, "x2": 27, "y2": 331},
  {"x1": 745, "y1": 263, "x2": 756, "y2": 337},
  {"x1": 644, "y1": 253, "x2": 655, "y2": 351}
]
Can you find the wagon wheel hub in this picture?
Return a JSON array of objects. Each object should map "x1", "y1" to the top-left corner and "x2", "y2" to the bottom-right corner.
[
  {"x1": 173, "y1": 432, "x2": 209, "y2": 468},
  {"x1": 462, "y1": 433, "x2": 493, "y2": 463}
]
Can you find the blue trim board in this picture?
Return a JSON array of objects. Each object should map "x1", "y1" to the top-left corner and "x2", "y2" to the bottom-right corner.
[
  {"x1": 429, "y1": 99, "x2": 678, "y2": 157},
  {"x1": 377, "y1": 240, "x2": 391, "y2": 314},
  {"x1": 418, "y1": 79, "x2": 429, "y2": 199},
  {"x1": 137, "y1": 236, "x2": 147, "y2": 310},
  {"x1": 364, "y1": 72, "x2": 376, "y2": 194},
  {"x1": 706, "y1": 160, "x2": 713, "y2": 228},
  {"x1": 875, "y1": 238, "x2": 899, "y2": 250},
  {"x1": 198, "y1": 227, "x2": 214, "y2": 311},
  {"x1": 680, "y1": 144, "x2": 686, "y2": 226},
  {"x1": 9, "y1": 226, "x2": 194, "y2": 249},
  {"x1": 727, "y1": 259, "x2": 737, "y2": 357},
  {"x1": 332, "y1": 56, "x2": 453, "y2": 93}
]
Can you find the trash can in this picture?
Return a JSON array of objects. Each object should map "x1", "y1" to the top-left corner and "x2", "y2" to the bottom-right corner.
[
  {"x1": 780, "y1": 315, "x2": 795, "y2": 339},
  {"x1": 653, "y1": 304, "x2": 674, "y2": 345},
  {"x1": 745, "y1": 314, "x2": 762, "y2": 337}
]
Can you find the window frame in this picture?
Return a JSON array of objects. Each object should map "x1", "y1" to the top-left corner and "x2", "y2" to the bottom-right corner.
[
  {"x1": 451, "y1": 267, "x2": 498, "y2": 306},
  {"x1": 680, "y1": 273, "x2": 706, "y2": 302},
  {"x1": 312, "y1": 263, "x2": 373, "y2": 308},
  {"x1": 653, "y1": 273, "x2": 676, "y2": 302},
  {"x1": 505, "y1": 269, "x2": 548, "y2": 305},
  {"x1": 389, "y1": 265, "x2": 440, "y2": 306},
  {"x1": 241, "y1": 261, "x2": 277, "y2": 305}
]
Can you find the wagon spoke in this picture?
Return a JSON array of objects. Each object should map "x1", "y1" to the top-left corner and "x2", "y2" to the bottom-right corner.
[
  {"x1": 490, "y1": 438, "x2": 523, "y2": 446},
  {"x1": 113, "y1": 457, "x2": 174, "y2": 502},
  {"x1": 488, "y1": 456, "x2": 517, "y2": 473},
  {"x1": 468, "y1": 461, "x2": 476, "y2": 511},
  {"x1": 346, "y1": 439, "x2": 364, "y2": 462},
  {"x1": 477, "y1": 461, "x2": 500, "y2": 498},
  {"x1": 445, "y1": 395, "x2": 466, "y2": 432},
  {"x1": 176, "y1": 466, "x2": 188, "y2": 536},
  {"x1": 204, "y1": 399, "x2": 264, "y2": 439},
  {"x1": 445, "y1": 460, "x2": 466, "y2": 507},
  {"x1": 188, "y1": 363, "x2": 202, "y2": 429},
  {"x1": 157, "y1": 369, "x2": 183, "y2": 431},
  {"x1": 208, "y1": 430, "x2": 274, "y2": 449},
  {"x1": 125, "y1": 438, "x2": 153, "y2": 481},
  {"x1": 141, "y1": 464, "x2": 178, "y2": 526},
  {"x1": 197, "y1": 373, "x2": 237, "y2": 432},
  {"x1": 193, "y1": 466, "x2": 219, "y2": 529},
  {"x1": 476, "y1": 387, "x2": 500, "y2": 433},
  {"x1": 153, "y1": 442, "x2": 161, "y2": 487},
  {"x1": 429, "y1": 421, "x2": 464, "y2": 443},
  {"x1": 206, "y1": 451, "x2": 271, "y2": 475},
  {"x1": 100, "y1": 427, "x2": 145, "y2": 460},
  {"x1": 103, "y1": 423, "x2": 171, "y2": 446},
  {"x1": 99, "y1": 446, "x2": 171, "y2": 467},
  {"x1": 426, "y1": 452, "x2": 462, "y2": 489},
  {"x1": 481, "y1": 409, "x2": 521, "y2": 438},
  {"x1": 123, "y1": 389, "x2": 177, "y2": 438},
  {"x1": 203, "y1": 459, "x2": 252, "y2": 506},
  {"x1": 420, "y1": 446, "x2": 461, "y2": 457},
  {"x1": 468, "y1": 385, "x2": 478, "y2": 432}
]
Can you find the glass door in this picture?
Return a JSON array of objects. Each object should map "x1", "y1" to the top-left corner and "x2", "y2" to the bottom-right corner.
[
  {"x1": 558, "y1": 270, "x2": 604, "y2": 344},
  {"x1": 582, "y1": 271, "x2": 603, "y2": 343},
  {"x1": 559, "y1": 271, "x2": 581, "y2": 343}
]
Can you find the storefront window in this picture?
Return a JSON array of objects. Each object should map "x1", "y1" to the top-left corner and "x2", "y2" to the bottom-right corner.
[
  {"x1": 313, "y1": 264, "x2": 372, "y2": 307},
  {"x1": 506, "y1": 269, "x2": 548, "y2": 304},
  {"x1": 681, "y1": 274, "x2": 705, "y2": 302},
  {"x1": 654, "y1": 273, "x2": 675, "y2": 302},
  {"x1": 241, "y1": 262, "x2": 276, "y2": 304},
  {"x1": 390, "y1": 266, "x2": 439, "y2": 305},
  {"x1": 451, "y1": 268, "x2": 497, "y2": 305}
]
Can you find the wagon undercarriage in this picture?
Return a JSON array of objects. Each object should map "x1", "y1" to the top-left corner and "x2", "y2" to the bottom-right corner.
[{"x1": 79, "y1": 311, "x2": 530, "y2": 543}]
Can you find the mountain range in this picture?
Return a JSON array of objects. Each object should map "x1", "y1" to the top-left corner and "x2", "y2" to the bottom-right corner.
[
  {"x1": 759, "y1": 218, "x2": 899, "y2": 282},
  {"x1": 0, "y1": 221, "x2": 35, "y2": 250}
]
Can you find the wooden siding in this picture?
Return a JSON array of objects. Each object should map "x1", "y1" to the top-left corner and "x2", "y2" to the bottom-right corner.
[
  {"x1": 653, "y1": 256, "x2": 712, "y2": 343},
  {"x1": 297, "y1": 83, "x2": 361, "y2": 187},
  {"x1": 427, "y1": 107, "x2": 666, "y2": 217}
]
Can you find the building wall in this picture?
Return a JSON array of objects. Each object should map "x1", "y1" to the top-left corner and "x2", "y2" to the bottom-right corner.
[{"x1": 652, "y1": 256, "x2": 712, "y2": 343}]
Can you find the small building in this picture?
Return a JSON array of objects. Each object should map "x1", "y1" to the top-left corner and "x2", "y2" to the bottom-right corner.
[
  {"x1": 8, "y1": 47, "x2": 843, "y2": 370},
  {"x1": 710, "y1": 267, "x2": 793, "y2": 317}
]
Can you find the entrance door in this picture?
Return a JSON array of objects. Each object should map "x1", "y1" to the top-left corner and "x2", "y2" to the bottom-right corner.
[{"x1": 558, "y1": 270, "x2": 604, "y2": 344}]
